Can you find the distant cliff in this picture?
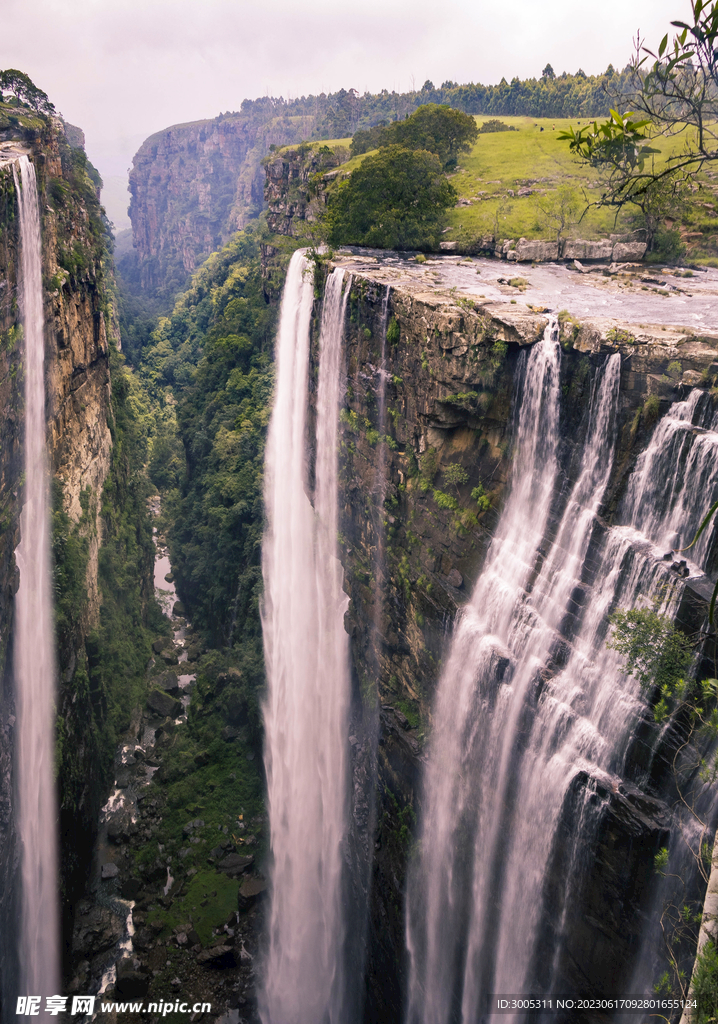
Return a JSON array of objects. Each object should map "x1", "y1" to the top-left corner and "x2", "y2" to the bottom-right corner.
[{"x1": 128, "y1": 112, "x2": 317, "y2": 296}]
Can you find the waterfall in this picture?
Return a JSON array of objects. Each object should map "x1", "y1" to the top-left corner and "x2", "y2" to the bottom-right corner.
[
  {"x1": 12, "y1": 156, "x2": 60, "y2": 997},
  {"x1": 261, "y1": 252, "x2": 352, "y2": 1024},
  {"x1": 406, "y1": 315, "x2": 718, "y2": 1021}
]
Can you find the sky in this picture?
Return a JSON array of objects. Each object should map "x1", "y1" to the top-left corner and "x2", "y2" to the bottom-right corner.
[{"x1": 1, "y1": 0, "x2": 685, "y2": 225}]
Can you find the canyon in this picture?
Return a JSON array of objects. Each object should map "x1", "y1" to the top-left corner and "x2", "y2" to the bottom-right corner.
[{"x1": 1, "y1": 93, "x2": 718, "y2": 1024}]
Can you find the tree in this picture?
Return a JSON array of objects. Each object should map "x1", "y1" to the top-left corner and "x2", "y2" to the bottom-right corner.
[
  {"x1": 351, "y1": 103, "x2": 478, "y2": 168},
  {"x1": 542, "y1": 64, "x2": 556, "y2": 80},
  {"x1": 0, "y1": 69, "x2": 55, "y2": 114},
  {"x1": 559, "y1": 2, "x2": 718, "y2": 212},
  {"x1": 534, "y1": 184, "x2": 581, "y2": 243},
  {"x1": 326, "y1": 145, "x2": 457, "y2": 251}
]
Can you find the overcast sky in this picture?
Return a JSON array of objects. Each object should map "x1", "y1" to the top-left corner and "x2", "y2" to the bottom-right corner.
[{"x1": 1, "y1": 0, "x2": 684, "y2": 185}]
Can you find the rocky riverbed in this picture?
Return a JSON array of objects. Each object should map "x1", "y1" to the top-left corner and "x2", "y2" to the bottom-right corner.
[{"x1": 68, "y1": 502, "x2": 266, "y2": 1023}]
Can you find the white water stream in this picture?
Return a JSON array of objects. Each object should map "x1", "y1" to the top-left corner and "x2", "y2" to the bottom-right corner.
[
  {"x1": 261, "y1": 253, "x2": 352, "y2": 1024},
  {"x1": 406, "y1": 321, "x2": 718, "y2": 1021},
  {"x1": 12, "y1": 156, "x2": 60, "y2": 997}
]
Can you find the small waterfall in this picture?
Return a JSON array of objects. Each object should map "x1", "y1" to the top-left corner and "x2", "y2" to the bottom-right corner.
[
  {"x1": 12, "y1": 156, "x2": 60, "y2": 997},
  {"x1": 261, "y1": 253, "x2": 352, "y2": 1024}
]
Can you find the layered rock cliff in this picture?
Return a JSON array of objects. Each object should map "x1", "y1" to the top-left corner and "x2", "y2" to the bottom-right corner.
[
  {"x1": 0, "y1": 118, "x2": 124, "y2": 1001},
  {"x1": 128, "y1": 112, "x2": 320, "y2": 296},
  {"x1": 301, "y1": 254, "x2": 718, "y2": 1020}
]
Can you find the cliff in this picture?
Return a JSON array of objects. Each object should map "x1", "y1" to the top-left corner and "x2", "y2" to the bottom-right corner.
[
  {"x1": 0, "y1": 115, "x2": 135, "y2": 1000},
  {"x1": 302, "y1": 254, "x2": 718, "y2": 1019},
  {"x1": 127, "y1": 112, "x2": 319, "y2": 296}
]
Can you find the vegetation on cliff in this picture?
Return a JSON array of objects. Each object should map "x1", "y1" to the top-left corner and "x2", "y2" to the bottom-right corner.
[{"x1": 327, "y1": 146, "x2": 457, "y2": 250}]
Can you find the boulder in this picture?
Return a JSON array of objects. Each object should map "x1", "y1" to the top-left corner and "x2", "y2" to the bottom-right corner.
[
  {"x1": 115, "y1": 957, "x2": 150, "y2": 999},
  {"x1": 119, "y1": 878, "x2": 142, "y2": 900},
  {"x1": 196, "y1": 944, "x2": 236, "y2": 968},
  {"x1": 101, "y1": 862, "x2": 119, "y2": 880},
  {"x1": 562, "y1": 238, "x2": 613, "y2": 260},
  {"x1": 173, "y1": 600, "x2": 186, "y2": 617},
  {"x1": 238, "y1": 877, "x2": 268, "y2": 911},
  {"x1": 154, "y1": 671, "x2": 180, "y2": 694},
  {"x1": 447, "y1": 568, "x2": 464, "y2": 589},
  {"x1": 612, "y1": 241, "x2": 647, "y2": 262},
  {"x1": 216, "y1": 852, "x2": 254, "y2": 877},
  {"x1": 161, "y1": 649, "x2": 179, "y2": 666},
  {"x1": 439, "y1": 241, "x2": 458, "y2": 251},
  {"x1": 146, "y1": 689, "x2": 183, "y2": 719},
  {"x1": 515, "y1": 238, "x2": 559, "y2": 262}
]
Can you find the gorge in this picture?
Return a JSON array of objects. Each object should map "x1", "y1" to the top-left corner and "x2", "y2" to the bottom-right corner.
[{"x1": 2, "y1": 80, "x2": 718, "y2": 1024}]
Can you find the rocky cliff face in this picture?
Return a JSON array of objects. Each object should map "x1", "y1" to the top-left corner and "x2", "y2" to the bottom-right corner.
[
  {"x1": 300, "y1": 254, "x2": 718, "y2": 1020},
  {"x1": 128, "y1": 112, "x2": 319, "y2": 296},
  {"x1": 0, "y1": 120, "x2": 114, "y2": 1002}
]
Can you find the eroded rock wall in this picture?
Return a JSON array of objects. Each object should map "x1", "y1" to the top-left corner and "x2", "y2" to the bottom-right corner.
[
  {"x1": 128, "y1": 113, "x2": 317, "y2": 295},
  {"x1": 302, "y1": 259, "x2": 718, "y2": 1019},
  {"x1": 0, "y1": 122, "x2": 113, "y2": 1004}
]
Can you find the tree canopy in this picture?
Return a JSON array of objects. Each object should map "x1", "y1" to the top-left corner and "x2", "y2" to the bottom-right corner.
[
  {"x1": 0, "y1": 69, "x2": 55, "y2": 113},
  {"x1": 350, "y1": 103, "x2": 479, "y2": 167},
  {"x1": 326, "y1": 145, "x2": 457, "y2": 251}
]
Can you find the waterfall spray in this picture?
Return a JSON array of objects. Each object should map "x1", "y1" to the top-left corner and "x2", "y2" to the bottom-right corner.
[{"x1": 12, "y1": 155, "x2": 60, "y2": 997}]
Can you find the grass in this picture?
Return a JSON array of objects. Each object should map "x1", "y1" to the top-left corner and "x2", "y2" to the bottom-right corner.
[{"x1": 439, "y1": 116, "x2": 718, "y2": 260}]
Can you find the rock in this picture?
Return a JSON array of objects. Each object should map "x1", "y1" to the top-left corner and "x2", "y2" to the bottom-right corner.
[
  {"x1": 154, "y1": 671, "x2": 180, "y2": 694},
  {"x1": 217, "y1": 852, "x2": 254, "y2": 877},
  {"x1": 173, "y1": 600, "x2": 186, "y2": 617},
  {"x1": 164, "y1": 572, "x2": 174, "y2": 583},
  {"x1": 188, "y1": 928, "x2": 201, "y2": 946},
  {"x1": 562, "y1": 239, "x2": 613, "y2": 261},
  {"x1": 101, "y1": 862, "x2": 119, "y2": 880},
  {"x1": 447, "y1": 568, "x2": 464, "y2": 589},
  {"x1": 119, "y1": 878, "x2": 142, "y2": 900},
  {"x1": 514, "y1": 238, "x2": 559, "y2": 262},
  {"x1": 147, "y1": 689, "x2": 183, "y2": 718},
  {"x1": 237, "y1": 877, "x2": 268, "y2": 910},
  {"x1": 133, "y1": 927, "x2": 154, "y2": 950},
  {"x1": 194, "y1": 750, "x2": 211, "y2": 766},
  {"x1": 176, "y1": 932, "x2": 188, "y2": 946},
  {"x1": 72, "y1": 904, "x2": 125, "y2": 956},
  {"x1": 161, "y1": 649, "x2": 179, "y2": 665},
  {"x1": 439, "y1": 241, "x2": 458, "y2": 251},
  {"x1": 183, "y1": 817, "x2": 205, "y2": 834},
  {"x1": 221, "y1": 726, "x2": 239, "y2": 742},
  {"x1": 612, "y1": 241, "x2": 647, "y2": 262},
  {"x1": 152, "y1": 638, "x2": 170, "y2": 654},
  {"x1": 394, "y1": 709, "x2": 412, "y2": 731},
  {"x1": 186, "y1": 644, "x2": 201, "y2": 662},
  {"x1": 196, "y1": 944, "x2": 236, "y2": 968},
  {"x1": 115, "y1": 957, "x2": 150, "y2": 999}
]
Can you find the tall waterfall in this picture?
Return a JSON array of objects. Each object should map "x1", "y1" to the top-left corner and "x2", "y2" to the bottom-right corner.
[
  {"x1": 261, "y1": 253, "x2": 352, "y2": 1024},
  {"x1": 12, "y1": 156, "x2": 60, "y2": 997},
  {"x1": 406, "y1": 313, "x2": 718, "y2": 1021}
]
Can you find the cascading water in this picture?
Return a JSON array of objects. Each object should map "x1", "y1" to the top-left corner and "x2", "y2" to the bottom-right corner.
[
  {"x1": 406, "y1": 316, "x2": 718, "y2": 1022},
  {"x1": 12, "y1": 155, "x2": 60, "y2": 998},
  {"x1": 261, "y1": 252, "x2": 352, "y2": 1024}
]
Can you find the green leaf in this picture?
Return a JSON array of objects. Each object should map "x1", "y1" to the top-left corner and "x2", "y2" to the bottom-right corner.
[{"x1": 659, "y1": 33, "x2": 669, "y2": 56}]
